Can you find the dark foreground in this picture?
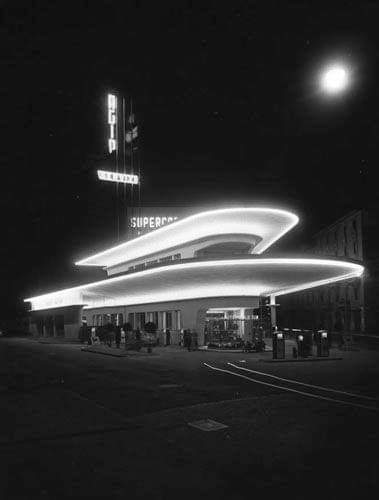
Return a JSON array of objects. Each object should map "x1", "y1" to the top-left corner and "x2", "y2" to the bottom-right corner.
[{"x1": 1, "y1": 338, "x2": 378, "y2": 500}]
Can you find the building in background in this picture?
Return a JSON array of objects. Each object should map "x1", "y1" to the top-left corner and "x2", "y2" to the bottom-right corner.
[{"x1": 278, "y1": 209, "x2": 379, "y2": 334}]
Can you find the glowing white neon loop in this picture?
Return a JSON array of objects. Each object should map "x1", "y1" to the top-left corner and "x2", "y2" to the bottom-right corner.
[
  {"x1": 75, "y1": 207, "x2": 300, "y2": 267},
  {"x1": 97, "y1": 170, "x2": 139, "y2": 185},
  {"x1": 108, "y1": 93, "x2": 117, "y2": 153},
  {"x1": 25, "y1": 258, "x2": 364, "y2": 311}
]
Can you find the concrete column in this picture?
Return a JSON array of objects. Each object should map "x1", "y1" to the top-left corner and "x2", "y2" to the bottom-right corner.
[
  {"x1": 196, "y1": 309, "x2": 207, "y2": 346},
  {"x1": 270, "y1": 295, "x2": 277, "y2": 330},
  {"x1": 240, "y1": 308, "x2": 247, "y2": 341},
  {"x1": 176, "y1": 310, "x2": 181, "y2": 331}
]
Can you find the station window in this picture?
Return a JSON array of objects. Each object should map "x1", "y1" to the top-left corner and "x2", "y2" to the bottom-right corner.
[
  {"x1": 158, "y1": 256, "x2": 173, "y2": 264},
  {"x1": 166, "y1": 312, "x2": 172, "y2": 329},
  {"x1": 103, "y1": 313, "x2": 111, "y2": 325},
  {"x1": 93, "y1": 314, "x2": 102, "y2": 326},
  {"x1": 128, "y1": 313, "x2": 135, "y2": 329},
  {"x1": 135, "y1": 312, "x2": 145, "y2": 329},
  {"x1": 146, "y1": 260, "x2": 158, "y2": 268},
  {"x1": 173, "y1": 253, "x2": 181, "y2": 260}
]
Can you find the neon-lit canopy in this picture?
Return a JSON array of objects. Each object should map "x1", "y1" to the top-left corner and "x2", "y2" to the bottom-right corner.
[
  {"x1": 25, "y1": 258, "x2": 363, "y2": 312},
  {"x1": 75, "y1": 208, "x2": 299, "y2": 268}
]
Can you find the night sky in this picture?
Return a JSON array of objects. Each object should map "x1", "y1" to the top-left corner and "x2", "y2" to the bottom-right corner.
[{"x1": 2, "y1": 2, "x2": 379, "y2": 317}]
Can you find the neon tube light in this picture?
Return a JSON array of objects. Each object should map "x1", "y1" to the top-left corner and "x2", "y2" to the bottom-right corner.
[
  {"x1": 108, "y1": 94, "x2": 117, "y2": 153},
  {"x1": 271, "y1": 272, "x2": 363, "y2": 297},
  {"x1": 97, "y1": 170, "x2": 139, "y2": 185},
  {"x1": 25, "y1": 258, "x2": 363, "y2": 311},
  {"x1": 75, "y1": 207, "x2": 299, "y2": 267}
]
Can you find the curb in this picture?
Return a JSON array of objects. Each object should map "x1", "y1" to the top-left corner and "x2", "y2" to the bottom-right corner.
[
  {"x1": 204, "y1": 348, "x2": 272, "y2": 353},
  {"x1": 37, "y1": 340, "x2": 82, "y2": 345},
  {"x1": 81, "y1": 347, "x2": 155, "y2": 357},
  {"x1": 260, "y1": 356, "x2": 343, "y2": 363}
]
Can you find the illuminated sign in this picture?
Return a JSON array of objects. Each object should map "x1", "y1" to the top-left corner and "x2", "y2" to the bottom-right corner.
[
  {"x1": 108, "y1": 94, "x2": 117, "y2": 153},
  {"x1": 97, "y1": 170, "x2": 139, "y2": 185},
  {"x1": 129, "y1": 216, "x2": 178, "y2": 229},
  {"x1": 125, "y1": 206, "x2": 189, "y2": 238}
]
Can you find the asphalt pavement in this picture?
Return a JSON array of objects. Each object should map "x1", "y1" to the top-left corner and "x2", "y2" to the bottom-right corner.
[{"x1": 1, "y1": 337, "x2": 379, "y2": 500}]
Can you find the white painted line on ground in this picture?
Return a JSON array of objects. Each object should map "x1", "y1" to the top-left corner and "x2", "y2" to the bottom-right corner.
[
  {"x1": 203, "y1": 363, "x2": 379, "y2": 412},
  {"x1": 227, "y1": 363, "x2": 378, "y2": 401},
  {"x1": 188, "y1": 419, "x2": 228, "y2": 431}
]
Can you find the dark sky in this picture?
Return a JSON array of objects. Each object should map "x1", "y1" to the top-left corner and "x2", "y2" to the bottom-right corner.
[{"x1": 2, "y1": 1, "x2": 379, "y2": 316}]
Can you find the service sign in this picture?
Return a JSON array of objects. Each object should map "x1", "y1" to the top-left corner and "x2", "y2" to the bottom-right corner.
[
  {"x1": 97, "y1": 170, "x2": 139, "y2": 185},
  {"x1": 129, "y1": 215, "x2": 179, "y2": 230},
  {"x1": 126, "y1": 206, "x2": 191, "y2": 237},
  {"x1": 108, "y1": 94, "x2": 117, "y2": 153}
]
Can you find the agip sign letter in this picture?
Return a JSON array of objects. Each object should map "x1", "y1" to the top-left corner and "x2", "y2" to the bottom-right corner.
[{"x1": 108, "y1": 94, "x2": 117, "y2": 153}]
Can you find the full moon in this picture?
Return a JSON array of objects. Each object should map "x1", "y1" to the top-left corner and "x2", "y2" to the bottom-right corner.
[{"x1": 320, "y1": 65, "x2": 349, "y2": 94}]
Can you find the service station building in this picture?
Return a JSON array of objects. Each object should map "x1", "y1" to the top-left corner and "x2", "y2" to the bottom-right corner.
[{"x1": 25, "y1": 207, "x2": 364, "y2": 346}]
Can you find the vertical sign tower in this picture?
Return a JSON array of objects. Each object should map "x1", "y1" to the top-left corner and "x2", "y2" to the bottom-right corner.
[
  {"x1": 108, "y1": 93, "x2": 117, "y2": 154},
  {"x1": 97, "y1": 92, "x2": 140, "y2": 241}
]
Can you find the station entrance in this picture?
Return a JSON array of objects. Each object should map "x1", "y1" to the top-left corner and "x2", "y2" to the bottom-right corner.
[{"x1": 204, "y1": 303, "x2": 272, "y2": 348}]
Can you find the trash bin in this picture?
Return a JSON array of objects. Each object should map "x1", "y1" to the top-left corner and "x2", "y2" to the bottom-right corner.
[{"x1": 272, "y1": 331, "x2": 285, "y2": 359}]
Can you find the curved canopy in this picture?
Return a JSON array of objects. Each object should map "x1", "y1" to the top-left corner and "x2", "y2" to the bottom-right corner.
[
  {"x1": 26, "y1": 257, "x2": 363, "y2": 311},
  {"x1": 75, "y1": 207, "x2": 299, "y2": 268}
]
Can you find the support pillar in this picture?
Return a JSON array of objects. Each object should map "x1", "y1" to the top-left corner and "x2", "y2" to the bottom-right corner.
[
  {"x1": 176, "y1": 310, "x2": 181, "y2": 331},
  {"x1": 270, "y1": 295, "x2": 277, "y2": 331},
  {"x1": 240, "y1": 308, "x2": 247, "y2": 341}
]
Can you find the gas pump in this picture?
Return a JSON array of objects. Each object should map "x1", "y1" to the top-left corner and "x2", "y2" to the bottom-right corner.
[
  {"x1": 272, "y1": 330, "x2": 285, "y2": 359},
  {"x1": 316, "y1": 330, "x2": 329, "y2": 357},
  {"x1": 296, "y1": 333, "x2": 305, "y2": 358},
  {"x1": 249, "y1": 323, "x2": 264, "y2": 352}
]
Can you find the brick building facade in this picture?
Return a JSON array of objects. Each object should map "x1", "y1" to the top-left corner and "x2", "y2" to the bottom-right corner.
[{"x1": 278, "y1": 209, "x2": 379, "y2": 334}]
